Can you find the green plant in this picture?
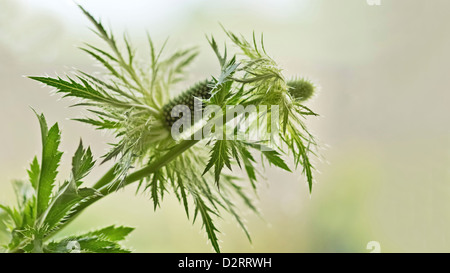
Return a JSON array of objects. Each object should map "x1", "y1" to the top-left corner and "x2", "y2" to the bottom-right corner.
[{"x1": 0, "y1": 6, "x2": 319, "y2": 253}]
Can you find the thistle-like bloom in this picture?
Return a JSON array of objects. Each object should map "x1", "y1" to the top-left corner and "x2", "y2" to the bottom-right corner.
[{"x1": 29, "y1": 6, "x2": 319, "y2": 252}]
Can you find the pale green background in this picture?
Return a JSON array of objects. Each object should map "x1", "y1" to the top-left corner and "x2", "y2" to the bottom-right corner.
[{"x1": 0, "y1": 0, "x2": 449, "y2": 252}]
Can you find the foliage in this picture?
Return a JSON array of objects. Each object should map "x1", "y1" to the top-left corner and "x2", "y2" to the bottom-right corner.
[
  {"x1": 0, "y1": 5, "x2": 321, "y2": 253},
  {"x1": 0, "y1": 113, "x2": 133, "y2": 253}
]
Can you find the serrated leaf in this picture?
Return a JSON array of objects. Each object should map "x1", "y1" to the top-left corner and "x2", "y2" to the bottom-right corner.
[
  {"x1": 27, "y1": 157, "x2": 40, "y2": 190},
  {"x1": 34, "y1": 114, "x2": 63, "y2": 218},
  {"x1": 203, "y1": 140, "x2": 232, "y2": 186},
  {"x1": 45, "y1": 223, "x2": 134, "y2": 253},
  {"x1": 74, "y1": 117, "x2": 119, "y2": 130},
  {"x1": 78, "y1": 5, "x2": 110, "y2": 40},
  {"x1": 261, "y1": 149, "x2": 291, "y2": 172},
  {"x1": 39, "y1": 139, "x2": 99, "y2": 230},
  {"x1": 235, "y1": 143, "x2": 257, "y2": 189},
  {"x1": 194, "y1": 196, "x2": 220, "y2": 253},
  {"x1": 176, "y1": 175, "x2": 189, "y2": 219},
  {"x1": 222, "y1": 196, "x2": 251, "y2": 244},
  {"x1": 41, "y1": 182, "x2": 101, "y2": 230},
  {"x1": 29, "y1": 76, "x2": 108, "y2": 103},
  {"x1": 72, "y1": 140, "x2": 95, "y2": 182},
  {"x1": 207, "y1": 35, "x2": 227, "y2": 68},
  {"x1": 85, "y1": 225, "x2": 134, "y2": 242},
  {"x1": 148, "y1": 171, "x2": 162, "y2": 211},
  {"x1": 46, "y1": 236, "x2": 131, "y2": 253},
  {"x1": 246, "y1": 143, "x2": 291, "y2": 172},
  {"x1": 33, "y1": 110, "x2": 48, "y2": 146},
  {"x1": 80, "y1": 47, "x2": 122, "y2": 79},
  {"x1": 290, "y1": 131, "x2": 314, "y2": 193},
  {"x1": 21, "y1": 198, "x2": 36, "y2": 230}
]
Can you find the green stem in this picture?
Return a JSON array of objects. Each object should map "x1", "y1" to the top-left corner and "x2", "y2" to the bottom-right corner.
[
  {"x1": 44, "y1": 139, "x2": 198, "y2": 240},
  {"x1": 92, "y1": 164, "x2": 119, "y2": 189},
  {"x1": 45, "y1": 100, "x2": 248, "y2": 240}
]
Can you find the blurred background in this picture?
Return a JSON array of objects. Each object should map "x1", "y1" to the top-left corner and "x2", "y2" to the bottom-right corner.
[{"x1": 0, "y1": 0, "x2": 449, "y2": 252}]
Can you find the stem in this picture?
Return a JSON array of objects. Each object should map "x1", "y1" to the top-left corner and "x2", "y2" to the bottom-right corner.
[
  {"x1": 44, "y1": 139, "x2": 198, "y2": 240},
  {"x1": 92, "y1": 164, "x2": 119, "y2": 189},
  {"x1": 45, "y1": 101, "x2": 248, "y2": 240},
  {"x1": 98, "y1": 138, "x2": 199, "y2": 193}
]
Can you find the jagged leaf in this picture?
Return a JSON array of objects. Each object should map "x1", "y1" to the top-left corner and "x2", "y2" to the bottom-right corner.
[
  {"x1": 84, "y1": 225, "x2": 134, "y2": 242},
  {"x1": 42, "y1": 141, "x2": 98, "y2": 229},
  {"x1": 246, "y1": 143, "x2": 291, "y2": 172},
  {"x1": 27, "y1": 157, "x2": 40, "y2": 190},
  {"x1": 29, "y1": 76, "x2": 109, "y2": 103},
  {"x1": 46, "y1": 224, "x2": 134, "y2": 253},
  {"x1": 193, "y1": 196, "x2": 220, "y2": 253},
  {"x1": 203, "y1": 140, "x2": 232, "y2": 186},
  {"x1": 71, "y1": 140, "x2": 95, "y2": 182},
  {"x1": 42, "y1": 182, "x2": 101, "y2": 230},
  {"x1": 46, "y1": 237, "x2": 130, "y2": 253},
  {"x1": 33, "y1": 113, "x2": 63, "y2": 218}
]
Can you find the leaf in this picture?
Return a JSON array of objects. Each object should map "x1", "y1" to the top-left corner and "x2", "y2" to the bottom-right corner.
[
  {"x1": 226, "y1": 179, "x2": 259, "y2": 214},
  {"x1": 246, "y1": 143, "x2": 291, "y2": 172},
  {"x1": 78, "y1": 5, "x2": 110, "y2": 41},
  {"x1": 0, "y1": 204, "x2": 21, "y2": 229},
  {"x1": 146, "y1": 170, "x2": 164, "y2": 211},
  {"x1": 79, "y1": 47, "x2": 138, "y2": 92},
  {"x1": 33, "y1": 110, "x2": 48, "y2": 146},
  {"x1": 261, "y1": 149, "x2": 291, "y2": 172},
  {"x1": 40, "y1": 139, "x2": 99, "y2": 230},
  {"x1": 85, "y1": 225, "x2": 134, "y2": 242},
  {"x1": 71, "y1": 140, "x2": 95, "y2": 182},
  {"x1": 34, "y1": 113, "x2": 63, "y2": 218},
  {"x1": 176, "y1": 175, "x2": 189, "y2": 219},
  {"x1": 193, "y1": 196, "x2": 220, "y2": 253},
  {"x1": 222, "y1": 196, "x2": 252, "y2": 243},
  {"x1": 78, "y1": 71, "x2": 141, "y2": 104},
  {"x1": 290, "y1": 131, "x2": 314, "y2": 193},
  {"x1": 203, "y1": 140, "x2": 232, "y2": 186},
  {"x1": 8, "y1": 181, "x2": 36, "y2": 230},
  {"x1": 46, "y1": 237, "x2": 131, "y2": 253},
  {"x1": 27, "y1": 157, "x2": 40, "y2": 190},
  {"x1": 12, "y1": 180, "x2": 34, "y2": 209},
  {"x1": 101, "y1": 141, "x2": 125, "y2": 164},
  {"x1": 45, "y1": 224, "x2": 134, "y2": 253},
  {"x1": 79, "y1": 47, "x2": 122, "y2": 80},
  {"x1": 0, "y1": 205, "x2": 12, "y2": 225},
  {"x1": 219, "y1": 174, "x2": 259, "y2": 243},
  {"x1": 41, "y1": 182, "x2": 101, "y2": 230},
  {"x1": 222, "y1": 27, "x2": 262, "y2": 59},
  {"x1": 0, "y1": 208, "x2": 11, "y2": 244},
  {"x1": 207, "y1": 35, "x2": 227, "y2": 68},
  {"x1": 234, "y1": 142, "x2": 257, "y2": 189},
  {"x1": 29, "y1": 76, "x2": 108, "y2": 103},
  {"x1": 20, "y1": 199, "x2": 36, "y2": 230},
  {"x1": 74, "y1": 117, "x2": 119, "y2": 130}
]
